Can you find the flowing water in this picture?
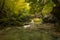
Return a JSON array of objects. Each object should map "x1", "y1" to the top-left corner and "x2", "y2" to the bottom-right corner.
[{"x1": 0, "y1": 27, "x2": 60, "y2": 40}]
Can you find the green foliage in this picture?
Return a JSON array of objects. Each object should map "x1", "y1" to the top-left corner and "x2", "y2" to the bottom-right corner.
[
  {"x1": 0, "y1": 0, "x2": 60, "y2": 32},
  {"x1": 58, "y1": 0, "x2": 60, "y2": 3},
  {"x1": 42, "y1": 0, "x2": 56, "y2": 16},
  {"x1": 0, "y1": 0, "x2": 31, "y2": 27}
]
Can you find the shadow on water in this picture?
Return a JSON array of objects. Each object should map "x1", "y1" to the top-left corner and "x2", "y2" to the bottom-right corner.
[{"x1": 0, "y1": 27, "x2": 60, "y2": 40}]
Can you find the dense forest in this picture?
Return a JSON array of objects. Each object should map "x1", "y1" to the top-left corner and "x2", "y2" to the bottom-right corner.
[
  {"x1": 0, "y1": 0, "x2": 60, "y2": 40},
  {"x1": 0, "y1": 0, "x2": 60, "y2": 31}
]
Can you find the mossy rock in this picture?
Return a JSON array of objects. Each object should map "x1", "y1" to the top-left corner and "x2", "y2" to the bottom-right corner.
[{"x1": 33, "y1": 18, "x2": 43, "y2": 24}]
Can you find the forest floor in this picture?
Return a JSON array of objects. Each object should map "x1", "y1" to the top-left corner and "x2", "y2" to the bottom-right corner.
[{"x1": 0, "y1": 23, "x2": 60, "y2": 40}]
